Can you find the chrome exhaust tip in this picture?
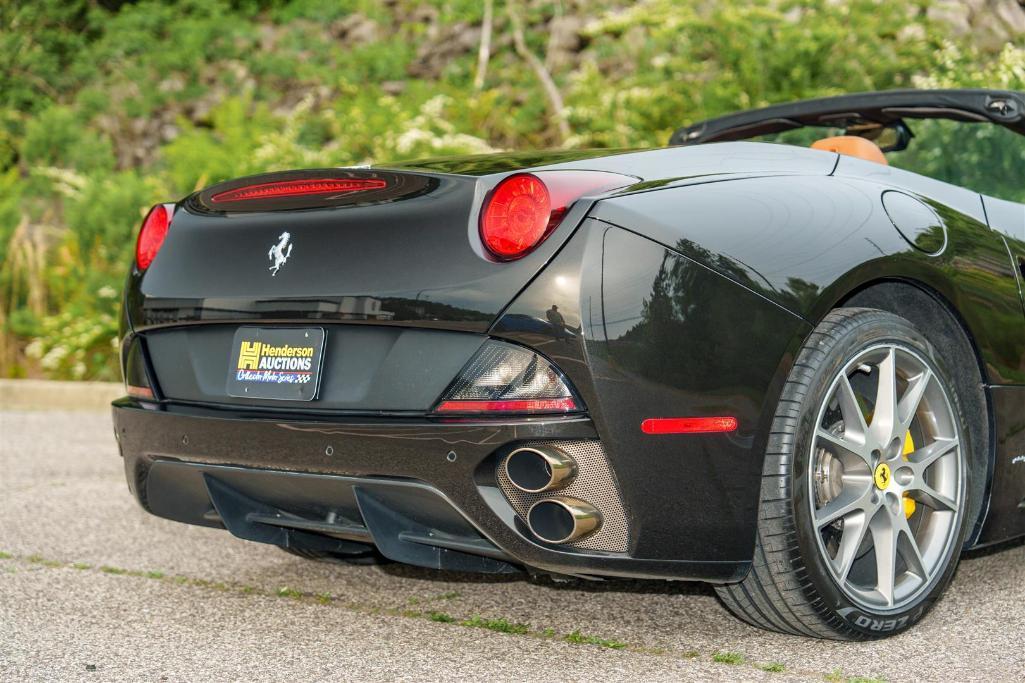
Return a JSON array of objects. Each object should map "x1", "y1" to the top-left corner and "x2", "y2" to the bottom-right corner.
[
  {"x1": 527, "y1": 497, "x2": 602, "y2": 544},
  {"x1": 504, "y1": 446, "x2": 577, "y2": 493}
]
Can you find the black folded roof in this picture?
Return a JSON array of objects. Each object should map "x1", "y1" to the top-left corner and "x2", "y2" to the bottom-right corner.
[{"x1": 670, "y1": 88, "x2": 1025, "y2": 146}]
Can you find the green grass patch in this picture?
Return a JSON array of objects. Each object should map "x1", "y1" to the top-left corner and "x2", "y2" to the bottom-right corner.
[
  {"x1": 428, "y1": 611, "x2": 456, "y2": 623},
  {"x1": 145, "y1": 570, "x2": 164, "y2": 580},
  {"x1": 99, "y1": 565, "x2": 127, "y2": 575},
  {"x1": 0, "y1": 551, "x2": 13, "y2": 560},
  {"x1": 563, "y1": 630, "x2": 627, "y2": 649},
  {"x1": 71, "y1": 562, "x2": 92, "y2": 570},
  {"x1": 712, "y1": 651, "x2": 744, "y2": 665},
  {"x1": 460, "y1": 616, "x2": 531, "y2": 635},
  {"x1": 760, "y1": 662, "x2": 786, "y2": 673},
  {"x1": 276, "y1": 586, "x2": 303, "y2": 599},
  {"x1": 27, "y1": 554, "x2": 63, "y2": 568}
]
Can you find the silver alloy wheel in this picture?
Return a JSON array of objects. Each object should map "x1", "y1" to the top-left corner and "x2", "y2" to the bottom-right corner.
[{"x1": 809, "y1": 343, "x2": 964, "y2": 612}]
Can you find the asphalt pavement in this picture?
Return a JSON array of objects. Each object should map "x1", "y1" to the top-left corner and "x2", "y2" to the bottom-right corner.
[{"x1": 1, "y1": 409, "x2": 1023, "y2": 682}]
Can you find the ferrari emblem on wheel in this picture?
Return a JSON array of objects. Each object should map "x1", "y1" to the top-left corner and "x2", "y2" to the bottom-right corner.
[
  {"x1": 873, "y1": 463, "x2": 892, "y2": 490},
  {"x1": 268, "y1": 231, "x2": 293, "y2": 276}
]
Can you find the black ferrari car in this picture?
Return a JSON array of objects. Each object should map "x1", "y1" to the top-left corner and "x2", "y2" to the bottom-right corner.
[{"x1": 113, "y1": 89, "x2": 1025, "y2": 639}]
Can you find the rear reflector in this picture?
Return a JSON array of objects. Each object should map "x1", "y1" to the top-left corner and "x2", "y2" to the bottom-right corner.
[
  {"x1": 210, "y1": 178, "x2": 387, "y2": 203},
  {"x1": 435, "y1": 398, "x2": 578, "y2": 414},
  {"x1": 641, "y1": 417, "x2": 738, "y2": 434}
]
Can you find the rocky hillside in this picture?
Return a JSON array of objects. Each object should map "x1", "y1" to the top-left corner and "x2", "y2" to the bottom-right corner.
[{"x1": 1, "y1": 0, "x2": 1023, "y2": 380}]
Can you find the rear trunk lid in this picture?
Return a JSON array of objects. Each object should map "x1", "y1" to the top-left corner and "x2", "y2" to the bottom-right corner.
[{"x1": 134, "y1": 168, "x2": 584, "y2": 333}]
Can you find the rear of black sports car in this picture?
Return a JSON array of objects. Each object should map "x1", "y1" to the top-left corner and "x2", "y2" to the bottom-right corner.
[
  {"x1": 113, "y1": 149, "x2": 814, "y2": 583},
  {"x1": 112, "y1": 91, "x2": 1025, "y2": 641}
]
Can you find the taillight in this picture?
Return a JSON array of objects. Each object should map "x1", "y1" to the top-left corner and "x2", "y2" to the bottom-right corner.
[
  {"x1": 210, "y1": 178, "x2": 387, "y2": 203},
  {"x1": 135, "y1": 204, "x2": 171, "y2": 271},
  {"x1": 433, "y1": 340, "x2": 581, "y2": 415},
  {"x1": 479, "y1": 171, "x2": 633, "y2": 261}
]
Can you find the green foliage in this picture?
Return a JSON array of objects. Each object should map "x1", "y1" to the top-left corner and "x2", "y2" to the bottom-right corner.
[
  {"x1": 0, "y1": 0, "x2": 1020, "y2": 379},
  {"x1": 712, "y1": 651, "x2": 744, "y2": 665},
  {"x1": 21, "y1": 107, "x2": 114, "y2": 175},
  {"x1": 568, "y1": 0, "x2": 941, "y2": 147}
]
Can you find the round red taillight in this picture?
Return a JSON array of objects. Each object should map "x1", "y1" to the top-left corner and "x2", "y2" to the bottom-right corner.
[
  {"x1": 478, "y1": 171, "x2": 636, "y2": 261},
  {"x1": 135, "y1": 204, "x2": 170, "y2": 271},
  {"x1": 480, "y1": 174, "x2": 552, "y2": 260}
]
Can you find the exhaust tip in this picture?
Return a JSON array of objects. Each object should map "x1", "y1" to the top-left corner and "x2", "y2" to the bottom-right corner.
[
  {"x1": 504, "y1": 446, "x2": 577, "y2": 493},
  {"x1": 527, "y1": 497, "x2": 602, "y2": 544}
]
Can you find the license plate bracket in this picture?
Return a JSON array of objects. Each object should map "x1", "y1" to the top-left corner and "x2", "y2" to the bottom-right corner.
[{"x1": 226, "y1": 327, "x2": 325, "y2": 401}]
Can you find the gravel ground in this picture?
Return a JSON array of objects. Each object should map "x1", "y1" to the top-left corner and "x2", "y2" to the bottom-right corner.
[{"x1": 1, "y1": 410, "x2": 1023, "y2": 682}]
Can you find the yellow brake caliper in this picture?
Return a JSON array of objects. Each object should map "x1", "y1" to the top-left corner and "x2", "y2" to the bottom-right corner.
[{"x1": 902, "y1": 432, "x2": 916, "y2": 518}]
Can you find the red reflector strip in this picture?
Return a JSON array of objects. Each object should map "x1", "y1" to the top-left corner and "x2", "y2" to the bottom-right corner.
[
  {"x1": 641, "y1": 416, "x2": 738, "y2": 434},
  {"x1": 126, "y1": 385, "x2": 155, "y2": 400},
  {"x1": 435, "y1": 398, "x2": 578, "y2": 414},
  {"x1": 211, "y1": 178, "x2": 387, "y2": 203}
]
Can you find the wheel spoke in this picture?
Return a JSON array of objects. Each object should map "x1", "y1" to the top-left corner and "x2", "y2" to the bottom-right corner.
[
  {"x1": 869, "y1": 348, "x2": 898, "y2": 444},
  {"x1": 869, "y1": 510, "x2": 898, "y2": 608},
  {"x1": 835, "y1": 374, "x2": 869, "y2": 445},
  {"x1": 815, "y1": 486, "x2": 872, "y2": 529},
  {"x1": 896, "y1": 367, "x2": 931, "y2": 436},
  {"x1": 816, "y1": 428, "x2": 871, "y2": 468},
  {"x1": 908, "y1": 482, "x2": 959, "y2": 513},
  {"x1": 896, "y1": 515, "x2": 929, "y2": 583},
  {"x1": 831, "y1": 510, "x2": 869, "y2": 581},
  {"x1": 907, "y1": 437, "x2": 958, "y2": 475}
]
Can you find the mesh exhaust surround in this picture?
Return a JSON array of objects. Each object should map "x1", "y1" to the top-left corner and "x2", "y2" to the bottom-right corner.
[{"x1": 496, "y1": 440, "x2": 629, "y2": 553}]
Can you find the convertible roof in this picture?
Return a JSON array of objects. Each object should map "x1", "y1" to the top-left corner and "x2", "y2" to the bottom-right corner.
[{"x1": 669, "y1": 88, "x2": 1025, "y2": 146}]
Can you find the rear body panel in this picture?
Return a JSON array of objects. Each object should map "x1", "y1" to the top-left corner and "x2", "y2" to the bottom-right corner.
[{"x1": 146, "y1": 325, "x2": 485, "y2": 413}]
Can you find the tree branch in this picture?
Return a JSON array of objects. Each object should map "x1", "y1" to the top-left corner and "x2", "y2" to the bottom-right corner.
[
  {"x1": 473, "y1": 0, "x2": 493, "y2": 91},
  {"x1": 506, "y1": 0, "x2": 571, "y2": 143}
]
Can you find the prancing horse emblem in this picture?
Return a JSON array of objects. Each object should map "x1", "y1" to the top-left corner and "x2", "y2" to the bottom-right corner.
[{"x1": 268, "y1": 232, "x2": 293, "y2": 276}]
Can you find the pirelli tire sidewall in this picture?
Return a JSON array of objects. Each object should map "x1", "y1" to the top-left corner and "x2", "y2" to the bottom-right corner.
[{"x1": 789, "y1": 311, "x2": 973, "y2": 638}]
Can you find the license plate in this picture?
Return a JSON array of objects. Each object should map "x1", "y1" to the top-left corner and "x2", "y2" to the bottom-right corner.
[{"x1": 227, "y1": 327, "x2": 325, "y2": 401}]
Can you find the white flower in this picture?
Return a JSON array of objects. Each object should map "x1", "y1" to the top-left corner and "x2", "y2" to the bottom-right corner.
[
  {"x1": 24, "y1": 339, "x2": 44, "y2": 359},
  {"x1": 41, "y1": 346, "x2": 68, "y2": 370}
]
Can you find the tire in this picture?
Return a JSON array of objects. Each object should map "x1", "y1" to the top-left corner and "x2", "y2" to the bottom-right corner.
[
  {"x1": 280, "y1": 545, "x2": 390, "y2": 566},
  {"x1": 717, "y1": 308, "x2": 974, "y2": 639}
]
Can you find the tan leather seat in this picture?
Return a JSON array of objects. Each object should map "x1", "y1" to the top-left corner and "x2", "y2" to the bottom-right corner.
[{"x1": 811, "y1": 135, "x2": 888, "y2": 165}]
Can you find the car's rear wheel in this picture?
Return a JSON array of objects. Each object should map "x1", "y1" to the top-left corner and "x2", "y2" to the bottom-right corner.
[{"x1": 717, "y1": 308, "x2": 971, "y2": 639}]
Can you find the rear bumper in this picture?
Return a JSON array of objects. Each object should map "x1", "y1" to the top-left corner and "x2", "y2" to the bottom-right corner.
[{"x1": 112, "y1": 399, "x2": 749, "y2": 582}]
